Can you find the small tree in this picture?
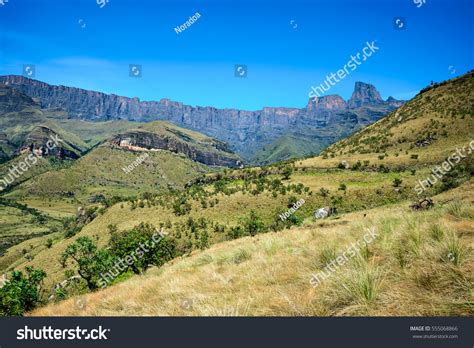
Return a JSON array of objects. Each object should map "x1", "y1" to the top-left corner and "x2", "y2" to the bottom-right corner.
[
  {"x1": 198, "y1": 230, "x2": 209, "y2": 250},
  {"x1": 287, "y1": 196, "x2": 298, "y2": 208},
  {"x1": 227, "y1": 225, "x2": 245, "y2": 239},
  {"x1": 243, "y1": 210, "x2": 265, "y2": 237},
  {"x1": 393, "y1": 178, "x2": 403, "y2": 187},
  {"x1": 319, "y1": 188, "x2": 330, "y2": 197},
  {"x1": 60, "y1": 237, "x2": 111, "y2": 291},
  {"x1": 282, "y1": 165, "x2": 293, "y2": 180},
  {"x1": 172, "y1": 196, "x2": 192, "y2": 216},
  {"x1": 45, "y1": 239, "x2": 53, "y2": 248},
  {"x1": 0, "y1": 267, "x2": 46, "y2": 316},
  {"x1": 109, "y1": 223, "x2": 177, "y2": 274}
]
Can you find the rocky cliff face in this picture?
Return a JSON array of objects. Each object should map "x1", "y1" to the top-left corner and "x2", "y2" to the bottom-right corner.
[
  {"x1": 18, "y1": 126, "x2": 82, "y2": 159},
  {"x1": 0, "y1": 75, "x2": 404, "y2": 161},
  {"x1": 0, "y1": 85, "x2": 38, "y2": 113},
  {"x1": 109, "y1": 130, "x2": 241, "y2": 168}
]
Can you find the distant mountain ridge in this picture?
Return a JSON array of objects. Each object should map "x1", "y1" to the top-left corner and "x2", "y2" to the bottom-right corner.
[
  {"x1": 320, "y1": 71, "x2": 474, "y2": 160},
  {"x1": 0, "y1": 75, "x2": 404, "y2": 163}
]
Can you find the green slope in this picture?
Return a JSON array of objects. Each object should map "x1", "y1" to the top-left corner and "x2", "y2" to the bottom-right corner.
[{"x1": 322, "y1": 71, "x2": 474, "y2": 158}]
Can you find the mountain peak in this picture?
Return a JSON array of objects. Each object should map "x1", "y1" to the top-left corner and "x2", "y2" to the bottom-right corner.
[{"x1": 348, "y1": 82, "x2": 383, "y2": 108}]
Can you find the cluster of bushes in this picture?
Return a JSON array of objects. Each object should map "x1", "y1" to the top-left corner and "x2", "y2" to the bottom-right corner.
[
  {"x1": 438, "y1": 156, "x2": 474, "y2": 193},
  {"x1": 227, "y1": 207, "x2": 304, "y2": 240},
  {"x1": 186, "y1": 163, "x2": 296, "y2": 187},
  {"x1": 165, "y1": 217, "x2": 214, "y2": 252},
  {"x1": 140, "y1": 206, "x2": 306, "y2": 252},
  {"x1": 0, "y1": 267, "x2": 46, "y2": 316},
  {"x1": 121, "y1": 168, "x2": 311, "y2": 217},
  {"x1": 61, "y1": 223, "x2": 178, "y2": 291}
]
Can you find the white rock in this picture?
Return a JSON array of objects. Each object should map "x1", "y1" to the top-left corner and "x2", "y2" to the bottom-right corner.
[{"x1": 314, "y1": 207, "x2": 331, "y2": 219}]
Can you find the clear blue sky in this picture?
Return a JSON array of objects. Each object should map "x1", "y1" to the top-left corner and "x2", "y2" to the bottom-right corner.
[{"x1": 0, "y1": 0, "x2": 472, "y2": 110}]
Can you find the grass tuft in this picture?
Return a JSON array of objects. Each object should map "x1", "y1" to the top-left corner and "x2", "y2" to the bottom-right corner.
[
  {"x1": 336, "y1": 258, "x2": 384, "y2": 306},
  {"x1": 230, "y1": 249, "x2": 252, "y2": 265},
  {"x1": 446, "y1": 201, "x2": 473, "y2": 219},
  {"x1": 441, "y1": 233, "x2": 468, "y2": 266},
  {"x1": 319, "y1": 245, "x2": 337, "y2": 268},
  {"x1": 429, "y1": 224, "x2": 445, "y2": 242}
]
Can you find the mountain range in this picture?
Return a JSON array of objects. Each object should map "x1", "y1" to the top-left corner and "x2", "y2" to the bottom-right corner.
[{"x1": 0, "y1": 75, "x2": 403, "y2": 164}]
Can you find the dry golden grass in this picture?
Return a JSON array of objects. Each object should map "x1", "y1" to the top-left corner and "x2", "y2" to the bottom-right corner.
[
  {"x1": 7, "y1": 166, "x2": 429, "y2": 289},
  {"x1": 31, "y1": 181, "x2": 473, "y2": 317},
  {"x1": 296, "y1": 141, "x2": 472, "y2": 170},
  {"x1": 298, "y1": 73, "x2": 474, "y2": 170}
]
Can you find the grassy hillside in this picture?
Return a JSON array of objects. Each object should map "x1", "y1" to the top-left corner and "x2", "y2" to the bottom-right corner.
[
  {"x1": 4, "y1": 165, "x2": 432, "y2": 284},
  {"x1": 250, "y1": 102, "x2": 401, "y2": 165},
  {"x1": 298, "y1": 71, "x2": 474, "y2": 170},
  {"x1": 251, "y1": 133, "x2": 323, "y2": 165},
  {"x1": 45, "y1": 111, "x2": 242, "y2": 163},
  {"x1": 4, "y1": 144, "x2": 209, "y2": 212},
  {"x1": 0, "y1": 198, "x2": 61, "y2": 258},
  {"x1": 31, "y1": 182, "x2": 473, "y2": 316},
  {"x1": 112, "y1": 121, "x2": 242, "y2": 167},
  {"x1": 4, "y1": 121, "x2": 242, "y2": 208}
]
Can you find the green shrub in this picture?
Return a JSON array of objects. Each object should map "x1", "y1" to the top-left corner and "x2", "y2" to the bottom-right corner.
[
  {"x1": 282, "y1": 165, "x2": 293, "y2": 180},
  {"x1": 393, "y1": 178, "x2": 403, "y2": 187},
  {"x1": 45, "y1": 239, "x2": 53, "y2": 248},
  {"x1": 0, "y1": 267, "x2": 46, "y2": 316},
  {"x1": 287, "y1": 196, "x2": 298, "y2": 208},
  {"x1": 319, "y1": 188, "x2": 330, "y2": 197},
  {"x1": 227, "y1": 226, "x2": 245, "y2": 239},
  {"x1": 109, "y1": 223, "x2": 177, "y2": 274},
  {"x1": 60, "y1": 237, "x2": 112, "y2": 291},
  {"x1": 243, "y1": 210, "x2": 265, "y2": 237}
]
